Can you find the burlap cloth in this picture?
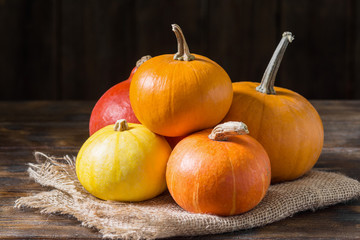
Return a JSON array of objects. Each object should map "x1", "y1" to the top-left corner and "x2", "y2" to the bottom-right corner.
[{"x1": 15, "y1": 152, "x2": 360, "y2": 240}]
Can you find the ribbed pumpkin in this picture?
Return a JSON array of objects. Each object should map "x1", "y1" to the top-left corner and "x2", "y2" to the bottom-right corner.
[
  {"x1": 76, "y1": 119, "x2": 171, "y2": 201},
  {"x1": 130, "y1": 24, "x2": 233, "y2": 137},
  {"x1": 166, "y1": 122, "x2": 271, "y2": 216},
  {"x1": 223, "y1": 32, "x2": 324, "y2": 183}
]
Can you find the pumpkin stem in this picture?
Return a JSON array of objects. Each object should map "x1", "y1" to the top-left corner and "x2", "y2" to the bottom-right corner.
[
  {"x1": 256, "y1": 32, "x2": 294, "y2": 95},
  {"x1": 136, "y1": 55, "x2": 152, "y2": 68},
  {"x1": 172, "y1": 24, "x2": 195, "y2": 61},
  {"x1": 208, "y1": 121, "x2": 249, "y2": 141},
  {"x1": 114, "y1": 119, "x2": 129, "y2": 132}
]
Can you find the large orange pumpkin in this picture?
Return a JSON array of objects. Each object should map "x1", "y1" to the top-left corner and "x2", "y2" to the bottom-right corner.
[
  {"x1": 223, "y1": 32, "x2": 324, "y2": 183},
  {"x1": 166, "y1": 122, "x2": 271, "y2": 216},
  {"x1": 130, "y1": 24, "x2": 233, "y2": 137}
]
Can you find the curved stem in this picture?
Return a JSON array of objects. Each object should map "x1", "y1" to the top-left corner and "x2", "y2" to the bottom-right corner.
[
  {"x1": 114, "y1": 119, "x2": 129, "y2": 132},
  {"x1": 256, "y1": 32, "x2": 294, "y2": 95},
  {"x1": 171, "y1": 24, "x2": 195, "y2": 61},
  {"x1": 208, "y1": 122, "x2": 249, "y2": 141}
]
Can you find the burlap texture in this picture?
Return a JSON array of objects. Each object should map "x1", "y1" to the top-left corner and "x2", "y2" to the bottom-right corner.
[{"x1": 15, "y1": 152, "x2": 360, "y2": 240}]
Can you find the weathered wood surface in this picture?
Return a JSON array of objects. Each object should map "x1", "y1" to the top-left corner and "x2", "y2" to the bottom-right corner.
[
  {"x1": 0, "y1": 100, "x2": 359, "y2": 239},
  {"x1": 1, "y1": 0, "x2": 360, "y2": 100}
]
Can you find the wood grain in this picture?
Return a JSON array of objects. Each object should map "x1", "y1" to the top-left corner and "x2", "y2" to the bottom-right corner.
[
  {"x1": 0, "y1": 100, "x2": 359, "y2": 239},
  {"x1": 60, "y1": 0, "x2": 136, "y2": 100},
  {"x1": 279, "y1": 0, "x2": 355, "y2": 99},
  {"x1": 207, "y1": 0, "x2": 278, "y2": 84},
  {"x1": 355, "y1": 0, "x2": 360, "y2": 99},
  {"x1": 1, "y1": 1, "x2": 360, "y2": 100},
  {"x1": 0, "y1": 0, "x2": 58, "y2": 100}
]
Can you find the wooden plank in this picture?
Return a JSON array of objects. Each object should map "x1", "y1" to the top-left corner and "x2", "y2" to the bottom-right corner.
[
  {"x1": 280, "y1": 0, "x2": 354, "y2": 99},
  {"x1": 0, "y1": 100, "x2": 357, "y2": 123},
  {"x1": 311, "y1": 100, "x2": 360, "y2": 121},
  {"x1": 0, "y1": 116, "x2": 357, "y2": 149},
  {"x1": 0, "y1": 148, "x2": 101, "y2": 239},
  {"x1": 0, "y1": 121, "x2": 88, "y2": 149},
  {"x1": 1, "y1": 100, "x2": 359, "y2": 150},
  {"x1": 323, "y1": 121, "x2": 360, "y2": 148},
  {"x1": 316, "y1": 148, "x2": 360, "y2": 179},
  {"x1": 0, "y1": 101, "x2": 91, "y2": 149},
  {"x1": 0, "y1": 101, "x2": 94, "y2": 122},
  {"x1": 60, "y1": 0, "x2": 136, "y2": 100},
  {"x1": 177, "y1": 201, "x2": 360, "y2": 239},
  {"x1": 311, "y1": 100, "x2": 360, "y2": 148},
  {"x1": 0, "y1": 0, "x2": 58, "y2": 100}
]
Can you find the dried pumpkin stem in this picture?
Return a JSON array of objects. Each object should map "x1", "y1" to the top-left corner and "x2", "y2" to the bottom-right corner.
[
  {"x1": 136, "y1": 55, "x2": 152, "y2": 68},
  {"x1": 114, "y1": 119, "x2": 129, "y2": 132},
  {"x1": 256, "y1": 32, "x2": 294, "y2": 95},
  {"x1": 172, "y1": 24, "x2": 195, "y2": 61},
  {"x1": 208, "y1": 121, "x2": 249, "y2": 141}
]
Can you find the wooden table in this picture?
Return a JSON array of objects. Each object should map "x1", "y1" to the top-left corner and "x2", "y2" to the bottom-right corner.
[{"x1": 0, "y1": 101, "x2": 359, "y2": 239}]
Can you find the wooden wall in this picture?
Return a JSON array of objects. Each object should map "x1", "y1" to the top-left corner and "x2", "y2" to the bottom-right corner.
[{"x1": 0, "y1": 0, "x2": 359, "y2": 100}]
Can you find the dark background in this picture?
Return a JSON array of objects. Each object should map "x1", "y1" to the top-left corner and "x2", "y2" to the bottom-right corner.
[{"x1": 0, "y1": 0, "x2": 359, "y2": 100}]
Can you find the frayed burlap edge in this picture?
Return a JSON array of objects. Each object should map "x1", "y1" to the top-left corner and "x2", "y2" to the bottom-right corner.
[{"x1": 14, "y1": 152, "x2": 360, "y2": 240}]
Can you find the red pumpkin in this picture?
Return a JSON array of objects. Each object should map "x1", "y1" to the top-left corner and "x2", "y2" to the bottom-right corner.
[
  {"x1": 89, "y1": 56, "x2": 151, "y2": 135},
  {"x1": 165, "y1": 135, "x2": 186, "y2": 149},
  {"x1": 166, "y1": 122, "x2": 271, "y2": 216}
]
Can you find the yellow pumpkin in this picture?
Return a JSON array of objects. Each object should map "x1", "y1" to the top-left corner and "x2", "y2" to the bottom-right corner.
[
  {"x1": 76, "y1": 119, "x2": 171, "y2": 201},
  {"x1": 223, "y1": 32, "x2": 324, "y2": 183},
  {"x1": 130, "y1": 24, "x2": 233, "y2": 137}
]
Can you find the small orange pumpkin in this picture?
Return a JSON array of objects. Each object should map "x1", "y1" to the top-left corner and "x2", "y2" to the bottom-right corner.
[
  {"x1": 130, "y1": 24, "x2": 233, "y2": 137},
  {"x1": 223, "y1": 32, "x2": 324, "y2": 183},
  {"x1": 166, "y1": 122, "x2": 271, "y2": 216}
]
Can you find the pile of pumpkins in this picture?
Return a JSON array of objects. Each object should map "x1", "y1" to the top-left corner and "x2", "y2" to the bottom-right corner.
[{"x1": 76, "y1": 24, "x2": 324, "y2": 216}]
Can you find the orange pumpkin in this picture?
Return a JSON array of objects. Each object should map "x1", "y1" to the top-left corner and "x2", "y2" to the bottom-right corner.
[
  {"x1": 166, "y1": 122, "x2": 271, "y2": 216},
  {"x1": 223, "y1": 32, "x2": 324, "y2": 183},
  {"x1": 130, "y1": 24, "x2": 233, "y2": 137}
]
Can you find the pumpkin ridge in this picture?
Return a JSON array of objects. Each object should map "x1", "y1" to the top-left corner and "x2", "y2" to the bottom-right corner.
[
  {"x1": 255, "y1": 91, "x2": 267, "y2": 141},
  {"x1": 113, "y1": 129, "x2": 121, "y2": 185},
  {"x1": 188, "y1": 61, "x2": 204, "y2": 119},
  {"x1": 91, "y1": 133, "x2": 119, "y2": 198},
  {"x1": 284, "y1": 100, "x2": 303, "y2": 180},
  {"x1": 195, "y1": 137, "x2": 206, "y2": 213},
  {"x1": 77, "y1": 126, "x2": 112, "y2": 166},
  {"x1": 165, "y1": 60, "x2": 185, "y2": 131},
  {"x1": 225, "y1": 143, "x2": 237, "y2": 216},
  {"x1": 126, "y1": 126, "x2": 149, "y2": 156},
  {"x1": 169, "y1": 62, "x2": 180, "y2": 121},
  {"x1": 193, "y1": 174, "x2": 201, "y2": 213}
]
